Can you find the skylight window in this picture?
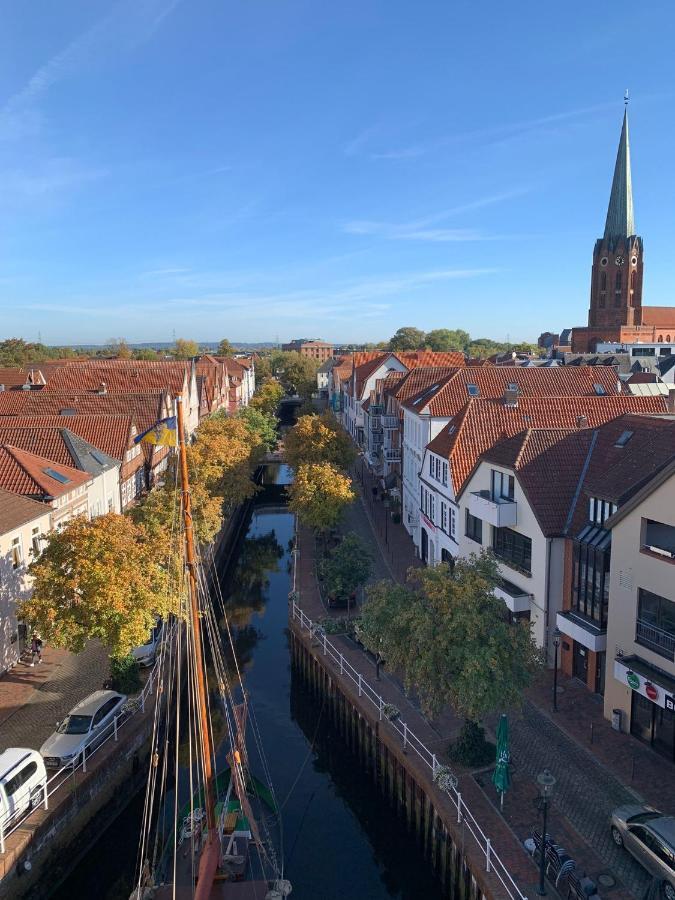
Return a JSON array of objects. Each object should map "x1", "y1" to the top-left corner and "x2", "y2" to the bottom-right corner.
[
  {"x1": 614, "y1": 430, "x2": 634, "y2": 448},
  {"x1": 43, "y1": 468, "x2": 71, "y2": 484},
  {"x1": 59, "y1": 408, "x2": 77, "y2": 416},
  {"x1": 467, "y1": 383, "x2": 479, "y2": 397},
  {"x1": 412, "y1": 383, "x2": 441, "y2": 406},
  {"x1": 593, "y1": 383, "x2": 607, "y2": 396},
  {"x1": 507, "y1": 383, "x2": 518, "y2": 392}
]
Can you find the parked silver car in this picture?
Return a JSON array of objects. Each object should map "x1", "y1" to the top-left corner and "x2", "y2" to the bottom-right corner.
[
  {"x1": 611, "y1": 804, "x2": 675, "y2": 900},
  {"x1": 40, "y1": 690, "x2": 127, "y2": 769}
]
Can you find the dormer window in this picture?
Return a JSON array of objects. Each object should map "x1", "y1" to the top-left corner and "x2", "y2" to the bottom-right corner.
[
  {"x1": 467, "y1": 383, "x2": 479, "y2": 397},
  {"x1": 589, "y1": 497, "x2": 617, "y2": 525}
]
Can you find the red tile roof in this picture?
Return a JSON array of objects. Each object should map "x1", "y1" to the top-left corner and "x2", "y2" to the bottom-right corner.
[
  {"x1": 0, "y1": 445, "x2": 91, "y2": 499},
  {"x1": 390, "y1": 367, "x2": 460, "y2": 405},
  {"x1": 405, "y1": 365, "x2": 624, "y2": 416},
  {"x1": 43, "y1": 360, "x2": 190, "y2": 395},
  {"x1": 640, "y1": 307, "x2": 675, "y2": 328},
  {"x1": 481, "y1": 429, "x2": 595, "y2": 535},
  {"x1": 0, "y1": 391, "x2": 167, "y2": 432},
  {"x1": 0, "y1": 415, "x2": 135, "y2": 461},
  {"x1": 0, "y1": 487, "x2": 51, "y2": 533},
  {"x1": 394, "y1": 350, "x2": 465, "y2": 368},
  {"x1": 431, "y1": 394, "x2": 670, "y2": 496}
]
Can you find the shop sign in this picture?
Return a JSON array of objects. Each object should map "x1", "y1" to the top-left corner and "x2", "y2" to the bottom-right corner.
[
  {"x1": 626, "y1": 671, "x2": 640, "y2": 690},
  {"x1": 645, "y1": 683, "x2": 659, "y2": 702},
  {"x1": 666, "y1": 694, "x2": 675, "y2": 712},
  {"x1": 421, "y1": 513, "x2": 436, "y2": 532}
]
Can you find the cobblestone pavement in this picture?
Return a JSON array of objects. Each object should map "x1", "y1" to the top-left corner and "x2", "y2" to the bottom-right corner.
[
  {"x1": 337, "y1": 460, "x2": 665, "y2": 898},
  {"x1": 0, "y1": 642, "x2": 110, "y2": 752},
  {"x1": 508, "y1": 702, "x2": 649, "y2": 897}
]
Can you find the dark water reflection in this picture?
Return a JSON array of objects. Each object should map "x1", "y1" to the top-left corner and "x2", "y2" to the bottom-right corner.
[{"x1": 53, "y1": 467, "x2": 441, "y2": 900}]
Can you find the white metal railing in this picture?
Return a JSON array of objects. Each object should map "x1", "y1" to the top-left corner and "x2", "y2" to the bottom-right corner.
[
  {"x1": 290, "y1": 600, "x2": 527, "y2": 900},
  {"x1": 0, "y1": 633, "x2": 169, "y2": 854}
]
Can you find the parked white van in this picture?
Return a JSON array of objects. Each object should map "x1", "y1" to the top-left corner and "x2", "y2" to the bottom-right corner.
[{"x1": 0, "y1": 749, "x2": 47, "y2": 830}]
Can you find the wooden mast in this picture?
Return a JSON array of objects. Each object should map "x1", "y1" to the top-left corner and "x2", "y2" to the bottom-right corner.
[{"x1": 176, "y1": 396, "x2": 221, "y2": 897}]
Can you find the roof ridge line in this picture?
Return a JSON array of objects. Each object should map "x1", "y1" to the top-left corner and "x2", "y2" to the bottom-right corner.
[{"x1": 563, "y1": 430, "x2": 598, "y2": 536}]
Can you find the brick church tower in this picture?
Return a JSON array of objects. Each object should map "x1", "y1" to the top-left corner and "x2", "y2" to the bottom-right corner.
[{"x1": 588, "y1": 108, "x2": 644, "y2": 330}]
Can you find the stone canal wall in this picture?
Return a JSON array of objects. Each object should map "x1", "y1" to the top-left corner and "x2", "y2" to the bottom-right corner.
[
  {"x1": 0, "y1": 700, "x2": 153, "y2": 899},
  {"x1": 288, "y1": 608, "x2": 529, "y2": 900}
]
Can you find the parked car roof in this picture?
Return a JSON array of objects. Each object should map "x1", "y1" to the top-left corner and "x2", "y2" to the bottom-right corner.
[
  {"x1": 650, "y1": 817, "x2": 675, "y2": 847},
  {"x1": 69, "y1": 690, "x2": 124, "y2": 716},
  {"x1": 0, "y1": 748, "x2": 38, "y2": 773}
]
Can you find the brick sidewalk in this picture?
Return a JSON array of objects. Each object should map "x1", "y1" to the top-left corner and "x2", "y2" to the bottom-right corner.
[
  {"x1": 308, "y1": 461, "x2": 673, "y2": 898},
  {"x1": 0, "y1": 642, "x2": 110, "y2": 751}
]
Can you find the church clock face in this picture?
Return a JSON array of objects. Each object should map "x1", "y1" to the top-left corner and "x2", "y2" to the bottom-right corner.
[
  {"x1": 615, "y1": 255, "x2": 625, "y2": 266},
  {"x1": 631, "y1": 256, "x2": 638, "y2": 266}
]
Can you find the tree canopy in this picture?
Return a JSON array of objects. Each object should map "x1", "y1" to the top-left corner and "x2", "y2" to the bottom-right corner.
[
  {"x1": 319, "y1": 532, "x2": 371, "y2": 603},
  {"x1": 172, "y1": 338, "x2": 200, "y2": 359},
  {"x1": 218, "y1": 338, "x2": 235, "y2": 356},
  {"x1": 284, "y1": 413, "x2": 356, "y2": 471},
  {"x1": 250, "y1": 379, "x2": 284, "y2": 416},
  {"x1": 270, "y1": 350, "x2": 319, "y2": 398},
  {"x1": 106, "y1": 337, "x2": 133, "y2": 358},
  {"x1": 388, "y1": 327, "x2": 426, "y2": 351},
  {"x1": 287, "y1": 463, "x2": 355, "y2": 532},
  {"x1": 20, "y1": 514, "x2": 178, "y2": 659},
  {"x1": 424, "y1": 328, "x2": 471, "y2": 352},
  {"x1": 236, "y1": 406, "x2": 278, "y2": 452},
  {"x1": 358, "y1": 554, "x2": 542, "y2": 720}
]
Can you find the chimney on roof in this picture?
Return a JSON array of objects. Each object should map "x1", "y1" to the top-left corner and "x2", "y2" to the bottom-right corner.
[
  {"x1": 577, "y1": 415, "x2": 588, "y2": 428},
  {"x1": 98, "y1": 382, "x2": 107, "y2": 395},
  {"x1": 504, "y1": 387, "x2": 519, "y2": 408}
]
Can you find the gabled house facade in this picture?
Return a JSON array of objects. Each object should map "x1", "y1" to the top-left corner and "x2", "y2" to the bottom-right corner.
[{"x1": 0, "y1": 489, "x2": 52, "y2": 674}]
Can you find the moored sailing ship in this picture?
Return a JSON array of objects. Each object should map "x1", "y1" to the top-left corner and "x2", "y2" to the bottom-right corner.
[{"x1": 131, "y1": 397, "x2": 292, "y2": 900}]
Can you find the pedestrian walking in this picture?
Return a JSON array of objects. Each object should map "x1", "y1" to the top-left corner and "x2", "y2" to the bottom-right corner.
[{"x1": 30, "y1": 633, "x2": 43, "y2": 666}]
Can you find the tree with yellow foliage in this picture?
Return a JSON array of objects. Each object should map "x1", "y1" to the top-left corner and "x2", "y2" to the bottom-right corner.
[
  {"x1": 20, "y1": 513, "x2": 178, "y2": 660},
  {"x1": 284, "y1": 413, "x2": 356, "y2": 472},
  {"x1": 287, "y1": 462, "x2": 355, "y2": 532},
  {"x1": 250, "y1": 379, "x2": 284, "y2": 416}
]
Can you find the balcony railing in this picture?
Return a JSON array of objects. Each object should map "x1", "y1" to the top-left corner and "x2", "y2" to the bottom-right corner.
[
  {"x1": 384, "y1": 448, "x2": 401, "y2": 460},
  {"x1": 636, "y1": 618, "x2": 675, "y2": 661},
  {"x1": 469, "y1": 490, "x2": 517, "y2": 528},
  {"x1": 382, "y1": 415, "x2": 399, "y2": 429}
]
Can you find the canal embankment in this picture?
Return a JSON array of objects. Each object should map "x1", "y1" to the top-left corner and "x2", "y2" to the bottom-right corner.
[{"x1": 290, "y1": 521, "x2": 540, "y2": 900}]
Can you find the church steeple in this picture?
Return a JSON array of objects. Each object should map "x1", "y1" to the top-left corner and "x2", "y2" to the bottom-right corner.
[{"x1": 604, "y1": 107, "x2": 635, "y2": 241}]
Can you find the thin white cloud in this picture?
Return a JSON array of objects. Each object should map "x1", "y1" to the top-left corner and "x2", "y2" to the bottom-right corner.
[
  {"x1": 343, "y1": 124, "x2": 382, "y2": 157},
  {"x1": 0, "y1": 0, "x2": 183, "y2": 141},
  {"x1": 364, "y1": 100, "x2": 624, "y2": 162},
  {"x1": 0, "y1": 158, "x2": 108, "y2": 199},
  {"x1": 343, "y1": 188, "x2": 529, "y2": 242}
]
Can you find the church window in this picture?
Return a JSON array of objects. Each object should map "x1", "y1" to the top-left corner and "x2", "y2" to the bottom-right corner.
[
  {"x1": 615, "y1": 272, "x2": 622, "y2": 291},
  {"x1": 658, "y1": 335, "x2": 663, "y2": 342},
  {"x1": 600, "y1": 272, "x2": 607, "y2": 291},
  {"x1": 667, "y1": 335, "x2": 672, "y2": 342},
  {"x1": 630, "y1": 271, "x2": 636, "y2": 291}
]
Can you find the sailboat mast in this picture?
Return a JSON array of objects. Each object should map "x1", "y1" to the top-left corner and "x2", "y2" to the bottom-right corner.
[{"x1": 175, "y1": 396, "x2": 217, "y2": 837}]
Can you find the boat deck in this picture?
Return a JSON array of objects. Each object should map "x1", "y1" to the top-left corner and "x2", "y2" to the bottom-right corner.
[{"x1": 154, "y1": 880, "x2": 270, "y2": 898}]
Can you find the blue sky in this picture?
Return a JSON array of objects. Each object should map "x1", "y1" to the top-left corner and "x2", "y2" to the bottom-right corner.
[{"x1": 1, "y1": 0, "x2": 675, "y2": 345}]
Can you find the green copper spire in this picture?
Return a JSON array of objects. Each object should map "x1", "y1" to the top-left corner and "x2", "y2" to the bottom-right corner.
[{"x1": 604, "y1": 107, "x2": 635, "y2": 240}]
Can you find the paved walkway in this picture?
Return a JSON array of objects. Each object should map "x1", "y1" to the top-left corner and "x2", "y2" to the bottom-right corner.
[
  {"x1": 0, "y1": 642, "x2": 110, "y2": 751},
  {"x1": 306, "y1": 459, "x2": 675, "y2": 899}
]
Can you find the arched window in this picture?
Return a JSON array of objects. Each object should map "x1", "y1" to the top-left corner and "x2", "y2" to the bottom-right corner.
[
  {"x1": 600, "y1": 272, "x2": 607, "y2": 291},
  {"x1": 658, "y1": 335, "x2": 664, "y2": 342},
  {"x1": 667, "y1": 335, "x2": 672, "y2": 342},
  {"x1": 615, "y1": 272, "x2": 622, "y2": 290},
  {"x1": 630, "y1": 270, "x2": 636, "y2": 291}
]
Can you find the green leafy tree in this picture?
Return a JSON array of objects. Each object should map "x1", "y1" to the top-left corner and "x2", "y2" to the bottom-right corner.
[
  {"x1": 20, "y1": 514, "x2": 177, "y2": 659},
  {"x1": 236, "y1": 406, "x2": 278, "y2": 452},
  {"x1": 250, "y1": 379, "x2": 284, "y2": 416},
  {"x1": 358, "y1": 554, "x2": 542, "y2": 720},
  {"x1": 254, "y1": 355, "x2": 273, "y2": 381},
  {"x1": 287, "y1": 463, "x2": 355, "y2": 532},
  {"x1": 388, "y1": 327, "x2": 426, "y2": 351},
  {"x1": 319, "y1": 533, "x2": 371, "y2": 604},
  {"x1": 173, "y1": 338, "x2": 200, "y2": 359},
  {"x1": 424, "y1": 328, "x2": 470, "y2": 352},
  {"x1": 270, "y1": 351, "x2": 319, "y2": 398},
  {"x1": 134, "y1": 348, "x2": 161, "y2": 360},
  {"x1": 284, "y1": 413, "x2": 356, "y2": 471},
  {"x1": 218, "y1": 338, "x2": 235, "y2": 356}
]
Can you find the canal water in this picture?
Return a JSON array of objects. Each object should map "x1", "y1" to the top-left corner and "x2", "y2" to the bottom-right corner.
[{"x1": 53, "y1": 464, "x2": 441, "y2": 900}]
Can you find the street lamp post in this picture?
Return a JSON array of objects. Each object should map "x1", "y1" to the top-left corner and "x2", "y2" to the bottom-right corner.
[
  {"x1": 552, "y1": 628, "x2": 561, "y2": 713},
  {"x1": 536, "y1": 769, "x2": 556, "y2": 896},
  {"x1": 383, "y1": 497, "x2": 390, "y2": 546}
]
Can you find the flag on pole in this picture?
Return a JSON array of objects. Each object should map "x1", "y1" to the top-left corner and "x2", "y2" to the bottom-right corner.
[
  {"x1": 134, "y1": 416, "x2": 178, "y2": 447},
  {"x1": 492, "y1": 713, "x2": 511, "y2": 810}
]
